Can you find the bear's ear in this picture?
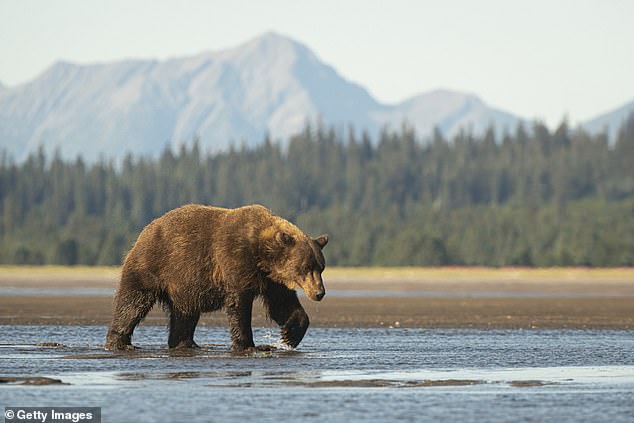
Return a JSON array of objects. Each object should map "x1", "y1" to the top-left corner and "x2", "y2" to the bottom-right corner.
[
  {"x1": 276, "y1": 231, "x2": 294, "y2": 245},
  {"x1": 314, "y1": 234, "x2": 329, "y2": 249}
]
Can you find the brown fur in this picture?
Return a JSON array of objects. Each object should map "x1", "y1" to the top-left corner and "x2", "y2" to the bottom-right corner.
[{"x1": 105, "y1": 204, "x2": 328, "y2": 351}]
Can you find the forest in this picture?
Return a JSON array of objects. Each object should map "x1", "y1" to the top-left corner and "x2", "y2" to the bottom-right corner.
[{"x1": 1, "y1": 114, "x2": 633, "y2": 266}]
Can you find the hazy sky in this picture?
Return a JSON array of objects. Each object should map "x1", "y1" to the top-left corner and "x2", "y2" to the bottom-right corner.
[{"x1": 1, "y1": 0, "x2": 633, "y2": 127}]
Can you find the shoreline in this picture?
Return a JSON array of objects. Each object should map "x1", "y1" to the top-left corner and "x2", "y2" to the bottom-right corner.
[
  {"x1": 1, "y1": 295, "x2": 633, "y2": 329},
  {"x1": 1, "y1": 266, "x2": 633, "y2": 329}
]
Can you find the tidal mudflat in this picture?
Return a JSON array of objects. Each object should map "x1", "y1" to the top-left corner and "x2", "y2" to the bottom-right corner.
[{"x1": 1, "y1": 267, "x2": 634, "y2": 328}]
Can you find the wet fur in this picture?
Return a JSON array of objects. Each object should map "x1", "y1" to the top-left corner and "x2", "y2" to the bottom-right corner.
[{"x1": 105, "y1": 204, "x2": 327, "y2": 351}]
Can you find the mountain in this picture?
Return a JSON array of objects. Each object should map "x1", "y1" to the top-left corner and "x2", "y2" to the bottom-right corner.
[
  {"x1": 582, "y1": 100, "x2": 634, "y2": 141},
  {"x1": 0, "y1": 32, "x2": 523, "y2": 161},
  {"x1": 373, "y1": 89, "x2": 520, "y2": 139}
]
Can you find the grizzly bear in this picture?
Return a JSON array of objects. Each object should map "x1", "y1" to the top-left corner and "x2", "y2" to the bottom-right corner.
[{"x1": 105, "y1": 204, "x2": 328, "y2": 352}]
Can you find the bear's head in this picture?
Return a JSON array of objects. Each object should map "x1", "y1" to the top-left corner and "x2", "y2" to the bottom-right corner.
[{"x1": 259, "y1": 219, "x2": 328, "y2": 301}]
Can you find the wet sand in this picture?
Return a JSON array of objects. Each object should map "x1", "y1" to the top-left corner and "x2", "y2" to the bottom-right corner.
[{"x1": 1, "y1": 267, "x2": 633, "y2": 329}]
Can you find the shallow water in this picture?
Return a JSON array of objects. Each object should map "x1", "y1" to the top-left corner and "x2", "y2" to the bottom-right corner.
[{"x1": 1, "y1": 326, "x2": 633, "y2": 422}]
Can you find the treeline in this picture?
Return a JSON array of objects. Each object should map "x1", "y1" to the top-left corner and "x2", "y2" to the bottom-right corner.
[{"x1": 1, "y1": 115, "x2": 633, "y2": 266}]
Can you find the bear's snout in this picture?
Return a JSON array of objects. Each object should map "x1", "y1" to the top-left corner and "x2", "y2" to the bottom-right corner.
[
  {"x1": 314, "y1": 287, "x2": 325, "y2": 301},
  {"x1": 302, "y1": 271, "x2": 326, "y2": 302}
]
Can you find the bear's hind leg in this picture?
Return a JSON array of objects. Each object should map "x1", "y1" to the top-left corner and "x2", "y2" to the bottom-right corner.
[
  {"x1": 106, "y1": 279, "x2": 156, "y2": 351},
  {"x1": 168, "y1": 310, "x2": 200, "y2": 349}
]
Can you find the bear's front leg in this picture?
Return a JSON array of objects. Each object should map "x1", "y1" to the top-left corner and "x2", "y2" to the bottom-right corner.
[
  {"x1": 280, "y1": 307, "x2": 309, "y2": 349},
  {"x1": 225, "y1": 292, "x2": 256, "y2": 352},
  {"x1": 168, "y1": 310, "x2": 201, "y2": 349},
  {"x1": 263, "y1": 283, "x2": 310, "y2": 349}
]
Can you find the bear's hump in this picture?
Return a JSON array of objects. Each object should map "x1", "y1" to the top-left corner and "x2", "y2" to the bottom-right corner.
[{"x1": 234, "y1": 204, "x2": 272, "y2": 216}]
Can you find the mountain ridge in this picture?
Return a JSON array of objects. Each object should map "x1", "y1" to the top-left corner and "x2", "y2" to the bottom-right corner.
[
  {"x1": 582, "y1": 99, "x2": 634, "y2": 141},
  {"x1": 0, "y1": 32, "x2": 630, "y2": 161}
]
